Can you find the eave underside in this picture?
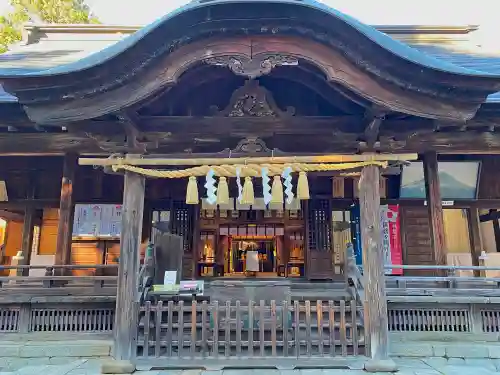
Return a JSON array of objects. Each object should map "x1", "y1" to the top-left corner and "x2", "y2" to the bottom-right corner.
[{"x1": 1, "y1": 113, "x2": 500, "y2": 155}]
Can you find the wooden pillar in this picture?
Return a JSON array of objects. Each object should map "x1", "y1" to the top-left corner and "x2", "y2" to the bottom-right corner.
[
  {"x1": 359, "y1": 164, "x2": 390, "y2": 362},
  {"x1": 423, "y1": 152, "x2": 447, "y2": 268},
  {"x1": 114, "y1": 168, "x2": 145, "y2": 360},
  {"x1": 191, "y1": 204, "x2": 201, "y2": 280},
  {"x1": 468, "y1": 208, "x2": 484, "y2": 277},
  {"x1": 55, "y1": 153, "x2": 77, "y2": 267},
  {"x1": 303, "y1": 200, "x2": 310, "y2": 279},
  {"x1": 18, "y1": 207, "x2": 35, "y2": 276},
  {"x1": 19, "y1": 181, "x2": 36, "y2": 276}
]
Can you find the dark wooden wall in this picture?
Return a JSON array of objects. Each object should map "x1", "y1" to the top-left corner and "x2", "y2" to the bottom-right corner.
[{"x1": 478, "y1": 156, "x2": 500, "y2": 199}]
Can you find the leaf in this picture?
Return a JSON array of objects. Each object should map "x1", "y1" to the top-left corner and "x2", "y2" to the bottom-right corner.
[{"x1": 0, "y1": 0, "x2": 99, "y2": 53}]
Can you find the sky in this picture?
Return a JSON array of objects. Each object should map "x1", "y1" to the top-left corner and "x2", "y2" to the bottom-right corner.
[{"x1": 0, "y1": 0, "x2": 498, "y2": 26}]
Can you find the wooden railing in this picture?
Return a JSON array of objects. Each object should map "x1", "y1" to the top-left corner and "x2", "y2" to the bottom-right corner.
[
  {"x1": 346, "y1": 259, "x2": 500, "y2": 293},
  {"x1": 343, "y1": 261, "x2": 500, "y2": 334},
  {"x1": 136, "y1": 299, "x2": 364, "y2": 363},
  {"x1": 384, "y1": 266, "x2": 500, "y2": 333},
  {"x1": 0, "y1": 264, "x2": 119, "y2": 289},
  {"x1": 385, "y1": 265, "x2": 500, "y2": 298}
]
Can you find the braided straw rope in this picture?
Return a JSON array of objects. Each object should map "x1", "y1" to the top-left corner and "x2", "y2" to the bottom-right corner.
[{"x1": 111, "y1": 161, "x2": 388, "y2": 178}]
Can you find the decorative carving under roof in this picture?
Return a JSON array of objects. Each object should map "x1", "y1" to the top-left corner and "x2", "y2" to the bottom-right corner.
[
  {"x1": 204, "y1": 55, "x2": 298, "y2": 79},
  {"x1": 213, "y1": 80, "x2": 295, "y2": 118},
  {"x1": 233, "y1": 137, "x2": 271, "y2": 154},
  {"x1": 217, "y1": 137, "x2": 285, "y2": 156}
]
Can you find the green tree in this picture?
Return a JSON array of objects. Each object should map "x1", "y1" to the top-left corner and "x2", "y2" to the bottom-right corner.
[{"x1": 0, "y1": 0, "x2": 99, "y2": 53}]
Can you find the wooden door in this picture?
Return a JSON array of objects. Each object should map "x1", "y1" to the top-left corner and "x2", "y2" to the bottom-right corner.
[
  {"x1": 400, "y1": 206, "x2": 434, "y2": 275},
  {"x1": 306, "y1": 199, "x2": 333, "y2": 280}
]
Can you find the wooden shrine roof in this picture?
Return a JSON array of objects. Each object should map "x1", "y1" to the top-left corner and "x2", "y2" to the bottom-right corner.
[
  {"x1": 1, "y1": 0, "x2": 500, "y2": 113},
  {"x1": 2, "y1": 1, "x2": 500, "y2": 155},
  {"x1": 2, "y1": 23, "x2": 498, "y2": 84}
]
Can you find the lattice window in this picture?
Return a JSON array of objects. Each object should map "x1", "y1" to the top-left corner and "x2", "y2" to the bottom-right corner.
[
  {"x1": 388, "y1": 308, "x2": 471, "y2": 332},
  {"x1": 0, "y1": 308, "x2": 19, "y2": 332},
  {"x1": 481, "y1": 309, "x2": 500, "y2": 333},
  {"x1": 307, "y1": 199, "x2": 332, "y2": 252},
  {"x1": 30, "y1": 308, "x2": 114, "y2": 332}
]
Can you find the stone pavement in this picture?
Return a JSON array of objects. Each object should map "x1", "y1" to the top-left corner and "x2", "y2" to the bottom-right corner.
[{"x1": 2, "y1": 357, "x2": 500, "y2": 375}]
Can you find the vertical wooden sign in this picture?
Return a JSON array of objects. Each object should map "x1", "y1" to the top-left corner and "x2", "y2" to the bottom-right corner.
[
  {"x1": 332, "y1": 177, "x2": 345, "y2": 198},
  {"x1": 380, "y1": 176, "x2": 387, "y2": 199}
]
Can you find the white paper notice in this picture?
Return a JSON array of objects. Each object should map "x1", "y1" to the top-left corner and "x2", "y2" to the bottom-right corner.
[
  {"x1": 164, "y1": 271, "x2": 177, "y2": 285},
  {"x1": 246, "y1": 251, "x2": 259, "y2": 272}
]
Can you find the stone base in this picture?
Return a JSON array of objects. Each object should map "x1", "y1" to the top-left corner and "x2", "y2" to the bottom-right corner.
[
  {"x1": 364, "y1": 358, "x2": 398, "y2": 373},
  {"x1": 101, "y1": 359, "x2": 136, "y2": 374}
]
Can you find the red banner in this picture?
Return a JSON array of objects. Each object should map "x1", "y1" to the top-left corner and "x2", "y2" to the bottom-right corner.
[{"x1": 387, "y1": 205, "x2": 403, "y2": 275}]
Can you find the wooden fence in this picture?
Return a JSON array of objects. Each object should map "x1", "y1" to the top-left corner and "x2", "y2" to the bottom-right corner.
[{"x1": 136, "y1": 299, "x2": 364, "y2": 361}]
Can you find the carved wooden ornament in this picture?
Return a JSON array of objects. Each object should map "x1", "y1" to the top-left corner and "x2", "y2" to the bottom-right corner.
[
  {"x1": 213, "y1": 80, "x2": 295, "y2": 117},
  {"x1": 204, "y1": 55, "x2": 299, "y2": 79},
  {"x1": 217, "y1": 137, "x2": 285, "y2": 157}
]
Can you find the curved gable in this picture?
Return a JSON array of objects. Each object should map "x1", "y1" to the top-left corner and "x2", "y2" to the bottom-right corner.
[{"x1": 1, "y1": 0, "x2": 500, "y2": 124}]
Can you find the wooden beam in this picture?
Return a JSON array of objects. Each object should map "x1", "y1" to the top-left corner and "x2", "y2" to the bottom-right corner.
[
  {"x1": 54, "y1": 153, "x2": 77, "y2": 269},
  {"x1": 0, "y1": 210, "x2": 24, "y2": 221},
  {"x1": 114, "y1": 158, "x2": 145, "y2": 361},
  {"x1": 77, "y1": 116, "x2": 435, "y2": 137},
  {"x1": 6, "y1": 118, "x2": 500, "y2": 155},
  {"x1": 423, "y1": 152, "x2": 447, "y2": 270},
  {"x1": 79, "y1": 153, "x2": 418, "y2": 167},
  {"x1": 359, "y1": 164, "x2": 391, "y2": 363}
]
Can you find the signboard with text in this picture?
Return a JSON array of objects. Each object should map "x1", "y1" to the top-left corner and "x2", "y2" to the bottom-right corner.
[
  {"x1": 352, "y1": 204, "x2": 403, "y2": 275},
  {"x1": 380, "y1": 205, "x2": 403, "y2": 275},
  {"x1": 72, "y1": 204, "x2": 123, "y2": 238}
]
